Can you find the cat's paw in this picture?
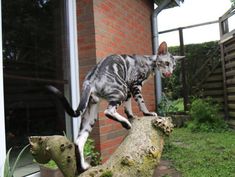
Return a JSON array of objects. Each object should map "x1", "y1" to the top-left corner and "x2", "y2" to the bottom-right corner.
[
  {"x1": 83, "y1": 161, "x2": 91, "y2": 170},
  {"x1": 143, "y1": 112, "x2": 158, "y2": 117},
  {"x1": 127, "y1": 115, "x2": 135, "y2": 123},
  {"x1": 121, "y1": 120, "x2": 132, "y2": 129},
  {"x1": 79, "y1": 161, "x2": 91, "y2": 173}
]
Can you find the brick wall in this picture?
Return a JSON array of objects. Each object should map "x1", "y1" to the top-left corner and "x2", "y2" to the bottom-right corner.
[
  {"x1": 77, "y1": 0, "x2": 155, "y2": 162},
  {"x1": 77, "y1": 0, "x2": 101, "y2": 146}
]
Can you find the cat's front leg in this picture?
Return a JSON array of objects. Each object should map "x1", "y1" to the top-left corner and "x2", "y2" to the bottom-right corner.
[
  {"x1": 131, "y1": 85, "x2": 158, "y2": 117},
  {"x1": 143, "y1": 111, "x2": 158, "y2": 117}
]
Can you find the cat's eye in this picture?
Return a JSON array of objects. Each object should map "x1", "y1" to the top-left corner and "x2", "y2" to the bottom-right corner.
[{"x1": 165, "y1": 62, "x2": 170, "y2": 66}]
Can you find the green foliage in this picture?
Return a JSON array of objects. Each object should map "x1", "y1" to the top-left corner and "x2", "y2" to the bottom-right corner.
[
  {"x1": 188, "y1": 98, "x2": 228, "y2": 132},
  {"x1": 165, "y1": 41, "x2": 220, "y2": 98},
  {"x1": 84, "y1": 138, "x2": 101, "y2": 166},
  {"x1": 171, "y1": 98, "x2": 184, "y2": 112},
  {"x1": 4, "y1": 144, "x2": 29, "y2": 177},
  {"x1": 100, "y1": 170, "x2": 113, "y2": 177},
  {"x1": 163, "y1": 61, "x2": 182, "y2": 100},
  {"x1": 40, "y1": 160, "x2": 58, "y2": 169},
  {"x1": 158, "y1": 94, "x2": 184, "y2": 116},
  {"x1": 163, "y1": 128, "x2": 235, "y2": 177}
]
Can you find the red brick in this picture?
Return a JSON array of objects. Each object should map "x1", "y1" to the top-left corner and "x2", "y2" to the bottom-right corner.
[
  {"x1": 100, "y1": 125, "x2": 113, "y2": 134},
  {"x1": 100, "y1": 136, "x2": 124, "y2": 150},
  {"x1": 99, "y1": 118, "x2": 115, "y2": 126},
  {"x1": 77, "y1": 0, "x2": 155, "y2": 163}
]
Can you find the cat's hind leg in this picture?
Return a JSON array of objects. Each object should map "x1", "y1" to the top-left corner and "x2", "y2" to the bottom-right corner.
[
  {"x1": 75, "y1": 101, "x2": 99, "y2": 172},
  {"x1": 123, "y1": 96, "x2": 134, "y2": 121},
  {"x1": 104, "y1": 101, "x2": 132, "y2": 129}
]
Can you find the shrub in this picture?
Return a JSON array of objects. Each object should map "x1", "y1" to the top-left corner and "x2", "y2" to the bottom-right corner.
[
  {"x1": 84, "y1": 138, "x2": 101, "y2": 166},
  {"x1": 171, "y1": 98, "x2": 184, "y2": 112},
  {"x1": 158, "y1": 94, "x2": 184, "y2": 116},
  {"x1": 165, "y1": 41, "x2": 220, "y2": 99},
  {"x1": 188, "y1": 98, "x2": 228, "y2": 132}
]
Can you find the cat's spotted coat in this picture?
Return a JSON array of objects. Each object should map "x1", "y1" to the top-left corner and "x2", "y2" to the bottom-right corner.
[{"x1": 47, "y1": 42, "x2": 184, "y2": 172}]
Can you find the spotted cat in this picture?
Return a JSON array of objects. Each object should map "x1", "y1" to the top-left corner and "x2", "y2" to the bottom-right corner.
[{"x1": 47, "y1": 41, "x2": 184, "y2": 171}]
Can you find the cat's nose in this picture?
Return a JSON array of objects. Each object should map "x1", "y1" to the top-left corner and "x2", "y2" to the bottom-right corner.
[{"x1": 164, "y1": 72, "x2": 172, "y2": 77}]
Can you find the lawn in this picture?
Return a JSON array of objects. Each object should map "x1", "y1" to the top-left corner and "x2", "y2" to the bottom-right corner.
[{"x1": 162, "y1": 128, "x2": 235, "y2": 177}]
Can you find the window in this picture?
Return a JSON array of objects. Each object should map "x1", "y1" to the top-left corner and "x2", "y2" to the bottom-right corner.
[{"x1": 2, "y1": 0, "x2": 73, "y2": 176}]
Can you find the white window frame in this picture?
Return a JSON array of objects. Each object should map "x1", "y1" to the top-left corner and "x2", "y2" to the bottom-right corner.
[
  {"x1": 0, "y1": 0, "x2": 80, "y2": 176},
  {"x1": 66, "y1": 0, "x2": 81, "y2": 141}
]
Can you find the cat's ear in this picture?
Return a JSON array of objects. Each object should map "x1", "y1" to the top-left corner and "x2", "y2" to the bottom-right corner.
[
  {"x1": 174, "y1": 55, "x2": 185, "y2": 61},
  {"x1": 158, "y1": 41, "x2": 168, "y2": 55}
]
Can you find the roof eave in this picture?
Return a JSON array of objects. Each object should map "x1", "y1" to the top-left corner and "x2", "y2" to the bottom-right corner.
[{"x1": 153, "y1": 0, "x2": 184, "y2": 9}]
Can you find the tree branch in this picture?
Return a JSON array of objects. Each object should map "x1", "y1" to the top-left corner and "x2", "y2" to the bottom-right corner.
[{"x1": 29, "y1": 116, "x2": 173, "y2": 177}]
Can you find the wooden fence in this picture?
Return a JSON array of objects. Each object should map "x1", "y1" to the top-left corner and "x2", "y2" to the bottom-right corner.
[
  {"x1": 159, "y1": 6, "x2": 235, "y2": 121},
  {"x1": 219, "y1": 6, "x2": 235, "y2": 120},
  {"x1": 159, "y1": 20, "x2": 219, "y2": 111}
]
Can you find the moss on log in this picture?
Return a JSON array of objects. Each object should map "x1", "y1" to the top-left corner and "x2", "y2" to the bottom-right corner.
[{"x1": 29, "y1": 116, "x2": 173, "y2": 177}]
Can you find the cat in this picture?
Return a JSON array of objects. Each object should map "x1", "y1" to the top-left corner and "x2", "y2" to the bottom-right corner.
[{"x1": 46, "y1": 41, "x2": 184, "y2": 172}]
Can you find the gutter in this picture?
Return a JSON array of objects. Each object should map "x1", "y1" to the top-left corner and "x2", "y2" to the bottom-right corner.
[
  {"x1": 151, "y1": 0, "x2": 183, "y2": 112},
  {"x1": 152, "y1": 0, "x2": 172, "y2": 111}
]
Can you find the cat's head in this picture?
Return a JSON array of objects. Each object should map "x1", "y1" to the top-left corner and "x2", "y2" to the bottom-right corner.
[{"x1": 153, "y1": 41, "x2": 185, "y2": 78}]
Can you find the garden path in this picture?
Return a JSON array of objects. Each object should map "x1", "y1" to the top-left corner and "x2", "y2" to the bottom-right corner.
[{"x1": 153, "y1": 159, "x2": 181, "y2": 177}]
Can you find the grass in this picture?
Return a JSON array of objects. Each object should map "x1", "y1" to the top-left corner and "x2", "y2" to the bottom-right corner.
[{"x1": 162, "y1": 128, "x2": 235, "y2": 177}]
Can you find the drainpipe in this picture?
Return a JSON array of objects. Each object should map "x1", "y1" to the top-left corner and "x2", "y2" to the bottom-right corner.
[{"x1": 152, "y1": 0, "x2": 172, "y2": 111}]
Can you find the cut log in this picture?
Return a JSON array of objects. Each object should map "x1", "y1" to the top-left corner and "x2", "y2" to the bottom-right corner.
[
  {"x1": 29, "y1": 135, "x2": 77, "y2": 177},
  {"x1": 29, "y1": 116, "x2": 173, "y2": 177}
]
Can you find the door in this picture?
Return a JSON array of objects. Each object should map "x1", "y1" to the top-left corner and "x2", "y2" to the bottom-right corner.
[{"x1": 0, "y1": 0, "x2": 80, "y2": 176}]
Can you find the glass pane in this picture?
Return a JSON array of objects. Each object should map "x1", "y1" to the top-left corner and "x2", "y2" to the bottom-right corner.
[
  {"x1": 2, "y1": 0, "x2": 69, "y2": 176},
  {"x1": 228, "y1": 14, "x2": 235, "y2": 32}
]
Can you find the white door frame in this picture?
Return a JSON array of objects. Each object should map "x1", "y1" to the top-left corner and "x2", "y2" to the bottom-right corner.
[
  {"x1": 0, "y1": 0, "x2": 80, "y2": 176},
  {"x1": 66, "y1": 0, "x2": 81, "y2": 141}
]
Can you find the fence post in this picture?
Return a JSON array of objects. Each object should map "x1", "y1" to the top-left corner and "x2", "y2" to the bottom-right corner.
[
  {"x1": 179, "y1": 28, "x2": 189, "y2": 111},
  {"x1": 219, "y1": 16, "x2": 229, "y2": 120},
  {"x1": 220, "y1": 44, "x2": 229, "y2": 120}
]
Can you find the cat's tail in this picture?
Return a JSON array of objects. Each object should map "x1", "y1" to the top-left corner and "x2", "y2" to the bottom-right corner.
[{"x1": 46, "y1": 83, "x2": 91, "y2": 117}]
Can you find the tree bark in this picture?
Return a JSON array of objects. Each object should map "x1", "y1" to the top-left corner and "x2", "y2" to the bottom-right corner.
[
  {"x1": 29, "y1": 135, "x2": 77, "y2": 177},
  {"x1": 29, "y1": 116, "x2": 173, "y2": 177}
]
